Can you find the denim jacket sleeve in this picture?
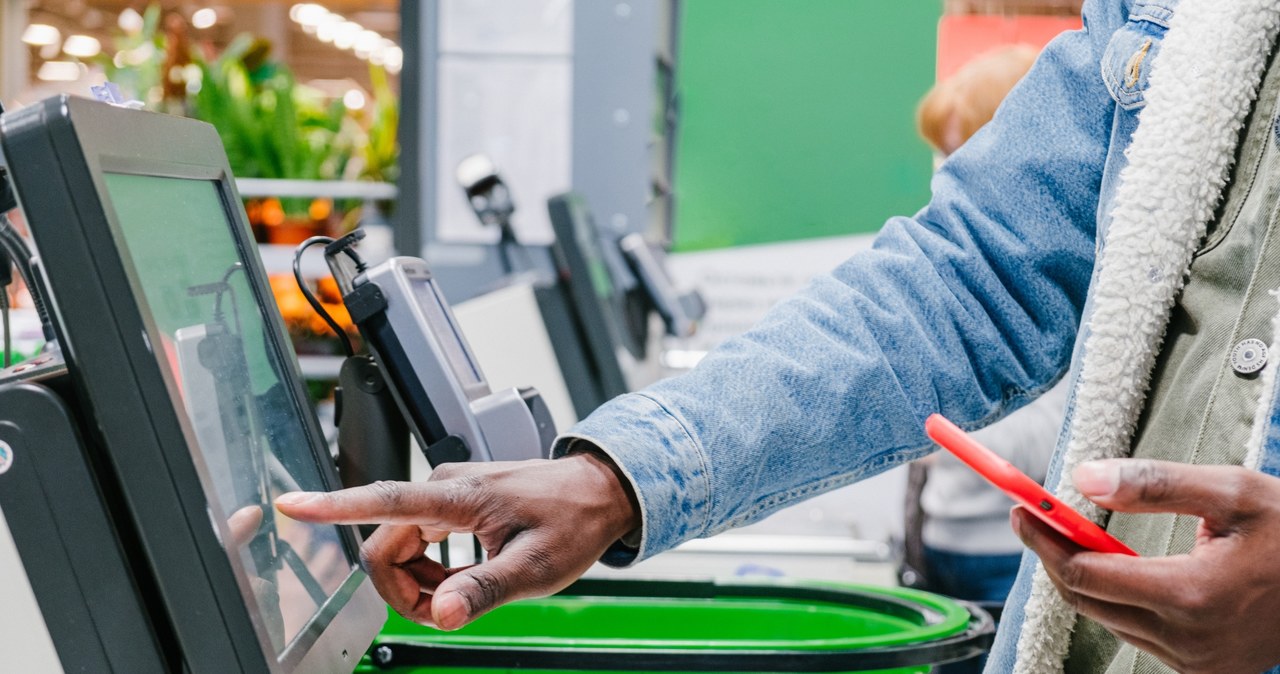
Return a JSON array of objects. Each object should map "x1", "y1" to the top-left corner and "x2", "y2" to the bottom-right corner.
[{"x1": 554, "y1": 0, "x2": 1128, "y2": 566}]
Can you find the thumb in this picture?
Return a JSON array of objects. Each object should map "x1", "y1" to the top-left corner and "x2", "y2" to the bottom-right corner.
[
  {"x1": 1073, "y1": 459, "x2": 1261, "y2": 524},
  {"x1": 431, "y1": 541, "x2": 557, "y2": 630}
]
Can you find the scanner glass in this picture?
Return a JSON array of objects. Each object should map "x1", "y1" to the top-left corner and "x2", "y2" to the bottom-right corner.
[{"x1": 102, "y1": 173, "x2": 352, "y2": 656}]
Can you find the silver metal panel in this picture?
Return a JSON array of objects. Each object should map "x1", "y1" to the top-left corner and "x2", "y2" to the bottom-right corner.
[
  {"x1": 434, "y1": 55, "x2": 571, "y2": 245},
  {"x1": 363, "y1": 257, "x2": 494, "y2": 458},
  {"x1": 440, "y1": 0, "x2": 572, "y2": 55},
  {"x1": 572, "y1": 0, "x2": 661, "y2": 242},
  {"x1": 471, "y1": 386, "x2": 544, "y2": 461}
]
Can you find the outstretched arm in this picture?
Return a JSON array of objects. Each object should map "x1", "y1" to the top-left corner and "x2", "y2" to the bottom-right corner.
[
  {"x1": 284, "y1": 0, "x2": 1128, "y2": 630},
  {"x1": 563, "y1": 0, "x2": 1124, "y2": 563}
]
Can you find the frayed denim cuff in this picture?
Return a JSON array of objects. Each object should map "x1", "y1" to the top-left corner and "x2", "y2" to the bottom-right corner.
[{"x1": 552, "y1": 392, "x2": 712, "y2": 567}]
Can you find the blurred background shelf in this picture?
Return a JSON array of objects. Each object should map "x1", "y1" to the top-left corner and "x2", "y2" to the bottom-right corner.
[{"x1": 235, "y1": 178, "x2": 397, "y2": 200}]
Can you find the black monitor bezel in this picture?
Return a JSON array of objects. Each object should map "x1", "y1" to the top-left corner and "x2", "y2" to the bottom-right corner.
[
  {"x1": 0, "y1": 96, "x2": 383, "y2": 674},
  {"x1": 547, "y1": 193, "x2": 633, "y2": 400}
]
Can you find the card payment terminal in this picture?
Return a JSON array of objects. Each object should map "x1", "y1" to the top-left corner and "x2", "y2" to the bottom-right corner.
[
  {"x1": 334, "y1": 250, "x2": 556, "y2": 467},
  {"x1": 618, "y1": 233, "x2": 706, "y2": 340}
]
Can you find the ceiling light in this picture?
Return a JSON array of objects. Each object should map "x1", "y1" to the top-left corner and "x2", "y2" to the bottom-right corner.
[
  {"x1": 316, "y1": 14, "x2": 344, "y2": 43},
  {"x1": 333, "y1": 20, "x2": 362, "y2": 49},
  {"x1": 118, "y1": 8, "x2": 144, "y2": 34},
  {"x1": 37, "y1": 61, "x2": 83, "y2": 82},
  {"x1": 384, "y1": 46, "x2": 403, "y2": 73},
  {"x1": 292, "y1": 3, "x2": 328, "y2": 29},
  {"x1": 287, "y1": 4, "x2": 401, "y2": 73},
  {"x1": 191, "y1": 8, "x2": 217, "y2": 30},
  {"x1": 62, "y1": 35, "x2": 101, "y2": 58},
  {"x1": 21, "y1": 24, "x2": 60, "y2": 47},
  {"x1": 354, "y1": 29, "x2": 381, "y2": 54},
  {"x1": 342, "y1": 89, "x2": 366, "y2": 110},
  {"x1": 367, "y1": 38, "x2": 395, "y2": 64}
]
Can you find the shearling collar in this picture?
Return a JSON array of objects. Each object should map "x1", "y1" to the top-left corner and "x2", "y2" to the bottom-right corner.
[{"x1": 1012, "y1": 0, "x2": 1280, "y2": 671}]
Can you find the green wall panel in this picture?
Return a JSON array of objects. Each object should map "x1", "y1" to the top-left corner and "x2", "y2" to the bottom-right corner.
[{"x1": 674, "y1": 0, "x2": 941, "y2": 251}]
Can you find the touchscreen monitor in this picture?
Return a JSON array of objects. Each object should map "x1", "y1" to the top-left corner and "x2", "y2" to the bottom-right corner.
[
  {"x1": 548, "y1": 194, "x2": 632, "y2": 400},
  {"x1": 102, "y1": 173, "x2": 353, "y2": 654}
]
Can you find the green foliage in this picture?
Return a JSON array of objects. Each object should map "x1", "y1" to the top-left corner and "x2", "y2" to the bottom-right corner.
[
  {"x1": 360, "y1": 64, "x2": 400, "y2": 184},
  {"x1": 190, "y1": 33, "x2": 353, "y2": 198},
  {"x1": 96, "y1": 5, "x2": 167, "y2": 108},
  {"x1": 95, "y1": 3, "x2": 399, "y2": 218}
]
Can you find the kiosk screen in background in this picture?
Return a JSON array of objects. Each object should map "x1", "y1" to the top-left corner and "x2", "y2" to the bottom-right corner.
[{"x1": 102, "y1": 173, "x2": 353, "y2": 657}]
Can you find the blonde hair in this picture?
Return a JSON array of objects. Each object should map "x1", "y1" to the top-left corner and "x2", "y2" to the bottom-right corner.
[{"x1": 917, "y1": 45, "x2": 1040, "y2": 155}]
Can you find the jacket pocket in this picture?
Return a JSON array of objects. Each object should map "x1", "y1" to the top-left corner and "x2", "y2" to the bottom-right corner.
[{"x1": 1100, "y1": 1, "x2": 1174, "y2": 110}]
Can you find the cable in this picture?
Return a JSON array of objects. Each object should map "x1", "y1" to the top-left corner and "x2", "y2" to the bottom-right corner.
[
  {"x1": 2, "y1": 290, "x2": 10, "y2": 368},
  {"x1": 324, "y1": 230, "x2": 369, "y2": 273},
  {"x1": 0, "y1": 217, "x2": 56, "y2": 343},
  {"x1": 0, "y1": 224, "x2": 10, "y2": 368},
  {"x1": 293, "y1": 236, "x2": 355, "y2": 358}
]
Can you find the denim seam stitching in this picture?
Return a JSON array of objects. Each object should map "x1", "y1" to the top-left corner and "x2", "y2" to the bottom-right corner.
[
  {"x1": 1131, "y1": 0, "x2": 1175, "y2": 28},
  {"x1": 1102, "y1": 19, "x2": 1169, "y2": 110},
  {"x1": 633, "y1": 391, "x2": 715, "y2": 540}
]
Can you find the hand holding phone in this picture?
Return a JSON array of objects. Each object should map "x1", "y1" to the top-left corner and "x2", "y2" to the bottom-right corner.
[{"x1": 924, "y1": 414, "x2": 1137, "y2": 556}]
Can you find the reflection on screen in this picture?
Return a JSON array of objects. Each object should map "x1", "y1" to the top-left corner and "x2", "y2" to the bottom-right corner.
[{"x1": 103, "y1": 173, "x2": 352, "y2": 656}]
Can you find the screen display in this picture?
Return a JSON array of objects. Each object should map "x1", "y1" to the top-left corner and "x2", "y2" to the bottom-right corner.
[
  {"x1": 573, "y1": 212, "x2": 615, "y2": 303},
  {"x1": 103, "y1": 173, "x2": 353, "y2": 657},
  {"x1": 411, "y1": 275, "x2": 482, "y2": 387}
]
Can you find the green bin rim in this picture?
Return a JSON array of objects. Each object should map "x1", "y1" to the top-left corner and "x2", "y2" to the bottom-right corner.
[{"x1": 367, "y1": 577, "x2": 995, "y2": 672}]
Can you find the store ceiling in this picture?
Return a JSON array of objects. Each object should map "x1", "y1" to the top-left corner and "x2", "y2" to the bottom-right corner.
[{"x1": 25, "y1": 0, "x2": 401, "y2": 92}]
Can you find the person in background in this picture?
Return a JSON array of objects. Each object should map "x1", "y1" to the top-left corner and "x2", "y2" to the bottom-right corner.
[{"x1": 917, "y1": 45, "x2": 1040, "y2": 157}]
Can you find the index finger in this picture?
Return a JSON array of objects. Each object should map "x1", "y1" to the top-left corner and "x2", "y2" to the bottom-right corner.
[
  {"x1": 227, "y1": 505, "x2": 264, "y2": 549},
  {"x1": 275, "y1": 480, "x2": 483, "y2": 528}
]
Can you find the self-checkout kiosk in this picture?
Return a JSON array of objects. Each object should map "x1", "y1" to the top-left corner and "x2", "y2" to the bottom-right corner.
[
  {"x1": 0, "y1": 94, "x2": 550, "y2": 674},
  {"x1": 0, "y1": 95, "x2": 387, "y2": 673},
  {"x1": 545, "y1": 192, "x2": 706, "y2": 392}
]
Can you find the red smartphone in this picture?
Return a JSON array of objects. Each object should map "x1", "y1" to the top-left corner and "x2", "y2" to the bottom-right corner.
[{"x1": 924, "y1": 413, "x2": 1137, "y2": 556}]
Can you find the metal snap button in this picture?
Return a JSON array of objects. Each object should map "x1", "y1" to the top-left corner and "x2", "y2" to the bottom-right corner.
[{"x1": 1231, "y1": 338, "x2": 1269, "y2": 375}]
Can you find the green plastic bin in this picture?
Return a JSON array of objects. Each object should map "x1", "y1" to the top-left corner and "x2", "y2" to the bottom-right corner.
[{"x1": 356, "y1": 578, "x2": 994, "y2": 674}]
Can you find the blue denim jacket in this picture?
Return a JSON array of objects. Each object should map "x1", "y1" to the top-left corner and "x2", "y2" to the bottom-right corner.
[{"x1": 555, "y1": 0, "x2": 1216, "y2": 669}]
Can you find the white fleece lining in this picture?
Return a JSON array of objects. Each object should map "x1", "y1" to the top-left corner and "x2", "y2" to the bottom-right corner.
[{"x1": 1012, "y1": 1, "x2": 1280, "y2": 672}]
